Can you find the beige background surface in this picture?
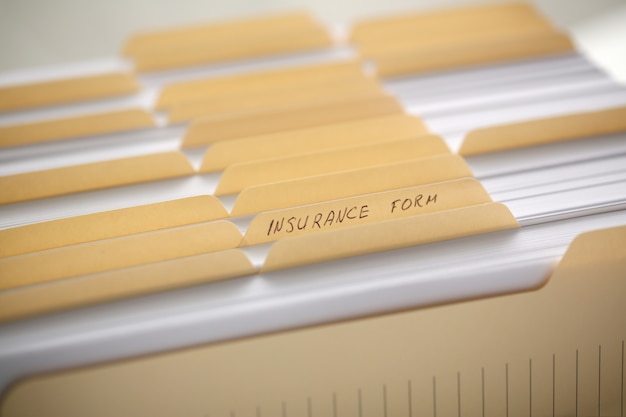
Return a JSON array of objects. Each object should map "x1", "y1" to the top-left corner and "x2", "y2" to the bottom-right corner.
[{"x1": 0, "y1": 0, "x2": 625, "y2": 82}]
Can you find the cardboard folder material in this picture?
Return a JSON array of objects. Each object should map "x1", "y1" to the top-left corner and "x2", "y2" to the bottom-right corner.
[
  {"x1": 0, "y1": 221, "x2": 242, "y2": 291},
  {"x1": 215, "y1": 137, "x2": 450, "y2": 196},
  {"x1": 371, "y1": 30, "x2": 574, "y2": 78},
  {"x1": 0, "y1": 249, "x2": 256, "y2": 323},
  {"x1": 262, "y1": 203, "x2": 518, "y2": 271},
  {"x1": 243, "y1": 178, "x2": 492, "y2": 245},
  {"x1": 200, "y1": 114, "x2": 429, "y2": 172},
  {"x1": 357, "y1": 25, "x2": 561, "y2": 58},
  {"x1": 0, "y1": 152, "x2": 194, "y2": 205},
  {"x1": 460, "y1": 106, "x2": 626, "y2": 155},
  {"x1": 231, "y1": 155, "x2": 472, "y2": 216},
  {"x1": 0, "y1": 109, "x2": 155, "y2": 148},
  {"x1": 6, "y1": 225, "x2": 621, "y2": 416},
  {"x1": 182, "y1": 94, "x2": 404, "y2": 148},
  {"x1": 167, "y1": 76, "x2": 384, "y2": 123},
  {"x1": 156, "y1": 60, "x2": 366, "y2": 110},
  {"x1": 0, "y1": 196, "x2": 228, "y2": 258},
  {"x1": 350, "y1": 2, "x2": 551, "y2": 43},
  {"x1": 124, "y1": 11, "x2": 334, "y2": 72},
  {"x1": 350, "y1": 2, "x2": 573, "y2": 77},
  {"x1": 131, "y1": 27, "x2": 333, "y2": 72},
  {"x1": 1, "y1": 5, "x2": 625, "y2": 415},
  {"x1": 0, "y1": 72, "x2": 140, "y2": 112},
  {"x1": 124, "y1": 11, "x2": 323, "y2": 56}
]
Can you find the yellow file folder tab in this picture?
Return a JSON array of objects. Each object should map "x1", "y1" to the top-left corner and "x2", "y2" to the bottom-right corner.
[
  {"x1": 0, "y1": 196, "x2": 227, "y2": 258},
  {"x1": 350, "y1": 2, "x2": 573, "y2": 77},
  {"x1": 262, "y1": 203, "x2": 518, "y2": 272},
  {"x1": 0, "y1": 108, "x2": 155, "y2": 148},
  {"x1": 553, "y1": 223, "x2": 626, "y2": 272},
  {"x1": 156, "y1": 60, "x2": 366, "y2": 110},
  {"x1": 0, "y1": 249, "x2": 256, "y2": 323},
  {"x1": 132, "y1": 28, "x2": 333, "y2": 73},
  {"x1": 200, "y1": 114, "x2": 428, "y2": 172},
  {"x1": 358, "y1": 25, "x2": 562, "y2": 60},
  {"x1": 123, "y1": 12, "x2": 315, "y2": 56},
  {"x1": 0, "y1": 151, "x2": 194, "y2": 205},
  {"x1": 243, "y1": 178, "x2": 491, "y2": 245},
  {"x1": 0, "y1": 72, "x2": 140, "y2": 112},
  {"x1": 182, "y1": 93, "x2": 403, "y2": 148},
  {"x1": 0, "y1": 221, "x2": 242, "y2": 291},
  {"x1": 124, "y1": 11, "x2": 319, "y2": 55},
  {"x1": 371, "y1": 30, "x2": 573, "y2": 78},
  {"x1": 124, "y1": 12, "x2": 327, "y2": 52},
  {"x1": 350, "y1": 2, "x2": 551, "y2": 45},
  {"x1": 124, "y1": 12, "x2": 333, "y2": 72},
  {"x1": 231, "y1": 154, "x2": 472, "y2": 216},
  {"x1": 459, "y1": 105, "x2": 626, "y2": 156},
  {"x1": 216, "y1": 137, "x2": 450, "y2": 196},
  {"x1": 9, "y1": 227, "x2": 622, "y2": 417},
  {"x1": 167, "y1": 76, "x2": 384, "y2": 123}
]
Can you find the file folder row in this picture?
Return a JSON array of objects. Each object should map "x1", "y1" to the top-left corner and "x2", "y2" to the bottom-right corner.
[
  {"x1": 0, "y1": 3, "x2": 625, "y2": 415},
  {"x1": 0, "y1": 1, "x2": 624, "y2": 323}
]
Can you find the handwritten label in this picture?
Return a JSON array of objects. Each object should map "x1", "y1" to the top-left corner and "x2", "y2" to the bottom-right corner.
[
  {"x1": 242, "y1": 178, "x2": 490, "y2": 245},
  {"x1": 267, "y1": 205, "x2": 370, "y2": 236},
  {"x1": 390, "y1": 194, "x2": 437, "y2": 213}
]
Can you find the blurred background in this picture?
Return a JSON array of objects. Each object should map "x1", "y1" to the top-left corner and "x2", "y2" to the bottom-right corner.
[{"x1": 0, "y1": 0, "x2": 625, "y2": 82}]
